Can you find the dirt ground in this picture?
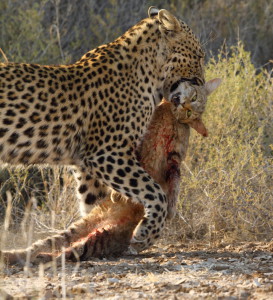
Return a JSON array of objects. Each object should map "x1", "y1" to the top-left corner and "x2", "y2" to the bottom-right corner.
[{"x1": 1, "y1": 242, "x2": 273, "y2": 299}]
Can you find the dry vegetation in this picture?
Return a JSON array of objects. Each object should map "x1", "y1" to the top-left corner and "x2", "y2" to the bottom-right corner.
[
  {"x1": 0, "y1": 1, "x2": 273, "y2": 299},
  {"x1": 0, "y1": 0, "x2": 272, "y2": 253},
  {"x1": 1, "y1": 0, "x2": 273, "y2": 67},
  {"x1": 169, "y1": 43, "x2": 273, "y2": 243}
]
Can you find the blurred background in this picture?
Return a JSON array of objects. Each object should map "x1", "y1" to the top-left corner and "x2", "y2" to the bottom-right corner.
[
  {"x1": 0, "y1": 0, "x2": 272, "y2": 247},
  {"x1": 0, "y1": 0, "x2": 272, "y2": 67}
]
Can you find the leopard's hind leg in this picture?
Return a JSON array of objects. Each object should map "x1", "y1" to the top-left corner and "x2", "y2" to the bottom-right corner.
[{"x1": 1, "y1": 216, "x2": 94, "y2": 265}]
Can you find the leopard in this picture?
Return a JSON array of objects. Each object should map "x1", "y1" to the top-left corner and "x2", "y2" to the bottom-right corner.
[
  {"x1": 0, "y1": 6, "x2": 207, "y2": 251},
  {"x1": 1, "y1": 78, "x2": 222, "y2": 265}
]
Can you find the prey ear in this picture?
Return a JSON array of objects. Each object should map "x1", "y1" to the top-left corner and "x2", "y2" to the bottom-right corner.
[
  {"x1": 148, "y1": 6, "x2": 160, "y2": 17},
  {"x1": 205, "y1": 78, "x2": 222, "y2": 95},
  {"x1": 158, "y1": 9, "x2": 181, "y2": 32}
]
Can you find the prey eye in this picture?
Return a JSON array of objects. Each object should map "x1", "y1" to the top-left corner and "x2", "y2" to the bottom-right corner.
[
  {"x1": 186, "y1": 110, "x2": 192, "y2": 118},
  {"x1": 191, "y1": 94, "x2": 197, "y2": 102}
]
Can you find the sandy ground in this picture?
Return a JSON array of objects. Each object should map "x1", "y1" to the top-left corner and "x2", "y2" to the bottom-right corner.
[{"x1": 1, "y1": 242, "x2": 273, "y2": 299}]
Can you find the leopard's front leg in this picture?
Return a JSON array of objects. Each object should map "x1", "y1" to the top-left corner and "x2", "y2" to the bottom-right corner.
[
  {"x1": 86, "y1": 153, "x2": 168, "y2": 252},
  {"x1": 74, "y1": 168, "x2": 111, "y2": 216}
]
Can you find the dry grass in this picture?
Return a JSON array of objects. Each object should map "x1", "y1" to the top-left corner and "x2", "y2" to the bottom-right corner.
[
  {"x1": 0, "y1": 44, "x2": 272, "y2": 253},
  {"x1": 170, "y1": 43, "x2": 273, "y2": 243},
  {"x1": 0, "y1": 167, "x2": 79, "y2": 250}
]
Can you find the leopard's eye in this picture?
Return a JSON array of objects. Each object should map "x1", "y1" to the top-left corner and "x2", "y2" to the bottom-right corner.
[
  {"x1": 186, "y1": 110, "x2": 192, "y2": 118},
  {"x1": 191, "y1": 94, "x2": 197, "y2": 102}
]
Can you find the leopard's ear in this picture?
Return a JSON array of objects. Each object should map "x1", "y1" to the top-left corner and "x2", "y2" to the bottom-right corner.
[
  {"x1": 158, "y1": 9, "x2": 181, "y2": 32},
  {"x1": 148, "y1": 6, "x2": 160, "y2": 17},
  {"x1": 205, "y1": 78, "x2": 222, "y2": 95}
]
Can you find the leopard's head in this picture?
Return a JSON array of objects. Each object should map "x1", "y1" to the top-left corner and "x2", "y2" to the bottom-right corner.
[{"x1": 148, "y1": 7, "x2": 205, "y2": 99}]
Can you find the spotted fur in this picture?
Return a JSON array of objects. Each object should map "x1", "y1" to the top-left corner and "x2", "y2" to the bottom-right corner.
[
  {"x1": 0, "y1": 7, "x2": 205, "y2": 250},
  {"x1": 0, "y1": 77, "x2": 222, "y2": 262},
  {"x1": 1, "y1": 96, "x2": 207, "y2": 265}
]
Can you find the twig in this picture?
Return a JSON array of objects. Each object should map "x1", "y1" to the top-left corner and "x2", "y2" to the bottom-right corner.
[
  {"x1": 61, "y1": 247, "x2": 66, "y2": 299},
  {"x1": 52, "y1": 0, "x2": 65, "y2": 61},
  {"x1": 0, "y1": 192, "x2": 13, "y2": 272},
  {"x1": 0, "y1": 48, "x2": 8, "y2": 63}
]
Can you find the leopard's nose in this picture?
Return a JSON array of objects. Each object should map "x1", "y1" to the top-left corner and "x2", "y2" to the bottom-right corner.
[
  {"x1": 171, "y1": 93, "x2": 181, "y2": 107},
  {"x1": 171, "y1": 94, "x2": 181, "y2": 106}
]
